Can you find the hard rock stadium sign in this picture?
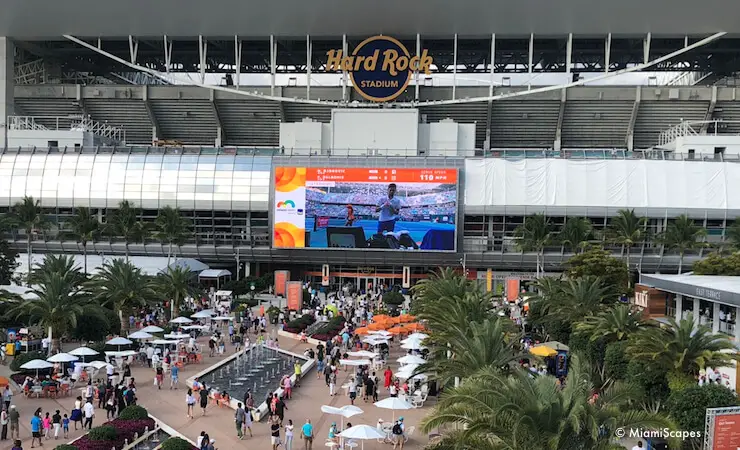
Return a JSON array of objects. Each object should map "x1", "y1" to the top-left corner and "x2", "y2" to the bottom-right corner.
[{"x1": 325, "y1": 35, "x2": 433, "y2": 102}]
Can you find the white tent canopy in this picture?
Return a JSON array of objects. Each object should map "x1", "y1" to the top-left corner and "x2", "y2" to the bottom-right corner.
[
  {"x1": 14, "y1": 254, "x2": 209, "y2": 277},
  {"x1": 199, "y1": 269, "x2": 231, "y2": 278}
]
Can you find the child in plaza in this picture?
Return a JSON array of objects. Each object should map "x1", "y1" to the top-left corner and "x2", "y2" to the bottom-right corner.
[
  {"x1": 42, "y1": 411, "x2": 51, "y2": 439},
  {"x1": 62, "y1": 414, "x2": 70, "y2": 438}
]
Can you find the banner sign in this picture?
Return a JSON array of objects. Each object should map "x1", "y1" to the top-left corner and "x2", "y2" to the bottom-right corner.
[
  {"x1": 274, "y1": 270, "x2": 290, "y2": 297},
  {"x1": 286, "y1": 281, "x2": 303, "y2": 311},
  {"x1": 326, "y1": 36, "x2": 433, "y2": 102}
]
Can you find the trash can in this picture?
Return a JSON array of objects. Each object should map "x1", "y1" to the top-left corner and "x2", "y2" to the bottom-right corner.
[{"x1": 5, "y1": 342, "x2": 15, "y2": 356}]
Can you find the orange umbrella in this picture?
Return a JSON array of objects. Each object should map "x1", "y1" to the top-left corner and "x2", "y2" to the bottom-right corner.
[
  {"x1": 354, "y1": 327, "x2": 371, "y2": 335},
  {"x1": 388, "y1": 326, "x2": 407, "y2": 335},
  {"x1": 372, "y1": 315, "x2": 392, "y2": 323},
  {"x1": 403, "y1": 323, "x2": 426, "y2": 332},
  {"x1": 398, "y1": 314, "x2": 416, "y2": 323},
  {"x1": 368, "y1": 322, "x2": 390, "y2": 331}
]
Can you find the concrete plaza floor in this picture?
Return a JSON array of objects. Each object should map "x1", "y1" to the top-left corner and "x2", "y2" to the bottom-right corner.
[{"x1": 1, "y1": 327, "x2": 434, "y2": 450}]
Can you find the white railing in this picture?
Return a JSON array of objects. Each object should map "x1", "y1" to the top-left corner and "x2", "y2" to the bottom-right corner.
[
  {"x1": 657, "y1": 119, "x2": 740, "y2": 146},
  {"x1": 8, "y1": 116, "x2": 49, "y2": 131},
  {"x1": 657, "y1": 120, "x2": 699, "y2": 146},
  {"x1": 72, "y1": 115, "x2": 125, "y2": 141}
]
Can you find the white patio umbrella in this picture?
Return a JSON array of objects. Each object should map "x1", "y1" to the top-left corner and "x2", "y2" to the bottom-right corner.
[
  {"x1": 69, "y1": 347, "x2": 99, "y2": 362},
  {"x1": 182, "y1": 325, "x2": 208, "y2": 331},
  {"x1": 140, "y1": 325, "x2": 164, "y2": 333},
  {"x1": 105, "y1": 337, "x2": 133, "y2": 351},
  {"x1": 339, "y1": 425, "x2": 385, "y2": 450},
  {"x1": 211, "y1": 316, "x2": 234, "y2": 321},
  {"x1": 369, "y1": 330, "x2": 392, "y2": 337},
  {"x1": 164, "y1": 333, "x2": 190, "y2": 340},
  {"x1": 150, "y1": 339, "x2": 179, "y2": 346},
  {"x1": 20, "y1": 359, "x2": 54, "y2": 377},
  {"x1": 405, "y1": 332, "x2": 429, "y2": 340},
  {"x1": 104, "y1": 350, "x2": 137, "y2": 357},
  {"x1": 128, "y1": 331, "x2": 154, "y2": 340},
  {"x1": 87, "y1": 361, "x2": 114, "y2": 370},
  {"x1": 401, "y1": 341, "x2": 426, "y2": 351},
  {"x1": 374, "y1": 397, "x2": 414, "y2": 422},
  {"x1": 347, "y1": 350, "x2": 379, "y2": 359},
  {"x1": 320, "y1": 405, "x2": 364, "y2": 435},
  {"x1": 170, "y1": 316, "x2": 193, "y2": 324},
  {"x1": 362, "y1": 337, "x2": 389, "y2": 346},
  {"x1": 397, "y1": 354, "x2": 426, "y2": 365},
  {"x1": 340, "y1": 359, "x2": 372, "y2": 366},
  {"x1": 400, "y1": 335, "x2": 426, "y2": 345},
  {"x1": 191, "y1": 309, "x2": 215, "y2": 319},
  {"x1": 46, "y1": 353, "x2": 78, "y2": 363}
]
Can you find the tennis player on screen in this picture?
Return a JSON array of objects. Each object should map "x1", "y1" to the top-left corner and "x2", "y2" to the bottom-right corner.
[{"x1": 376, "y1": 183, "x2": 403, "y2": 233}]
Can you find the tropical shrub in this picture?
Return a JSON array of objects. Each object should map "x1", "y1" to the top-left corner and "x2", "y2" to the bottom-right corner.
[
  {"x1": 88, "y1": 425, "x2": 118, "y2": 441},
  {"x1": 668, "y1": 384, "x2": 739, "y2": 448},
  {"x1": 10, "y1": 350, "x2": 46, "y2": 372},
  {"x1": 118, "y1": 405, "x2": 149, "y2": 420},
  {"x1": 72, "y1": 418, "x2": 154, "y2": 450},
  {"x1": 382, "y1": 290, "x2": 405, "y2": 306},
  {"x1": 53, "y1": 445, "x2": 78, "y2": 450},
  {"x1": 283, "y1": 314, "x2": 316, "y2": 333},
  {"x1": 604, "y1": 341, "x2": 629, "y2": 380},
  {"x1": 312, "y1": 316, "x2": 346, "y2": 341},
  {"x1": 161, "y1": 437, "x2": 198, "y2": 450}
]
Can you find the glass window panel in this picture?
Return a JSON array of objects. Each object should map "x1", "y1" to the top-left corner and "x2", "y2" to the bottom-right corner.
[
  {"x1": 0, "y1": 179, "x2": 12, "y2": 193},
  {"x1": 127, "y1": 163, "x2": 144, "y2": 170},
  {"x1": 195, "y1": 193, "x2": 213, "y2": 201},
  {"x1": 160, "y1": 184, "x2": 177, "y2": 193},
  {"x1": 213, "y1": 194, "x2": 231, "y2": 201},
  {"x1": 27, "y1": 169, "x2": 44, "y2": 176},
  {"x1": 59, "y1": 169, "x2": 76, "y2": 176},
  {"x1": 251, "y1": 194, "x2": 269, "y2": 202},
  {"x1": 196, "y1": 177, "x2": 214, "y2": 185},
  {"x1": 162, "y1": 162, "x2": 180, "y2": 170},
  {"x1": 177, "y1": 193, "x2": 195, "y2": 201},
  {"x1": 178, "y1": 185, "x2": 195, "y2": 193},
  {"x1": 197, "y1": 163, "x2": 216, "y2": 171},
  {"x1": 196, "y1": 170, "x2": 215, "y2": 178},
  {"x1": 44, "y1": 156, "x2": 62, "y2": 167},
  {"x1": 252, "y1": 186, "x2": 269, "y2": 194},
  {"x1": 60, "y1": 156, "x2": 79, "y2": 168},
  {"x1": 129, "y1": 155, "x2": 146, "y2": 163},
  {"x1": 215, "y1": 184, "x2": 233, "y2": 194},
  {"x1": 198, "y1": 156, "x2": 216, "y2": 163},
  {"x1": 143, "y1": 170, "x2": 160, "y2": 179},
  {"x1": 12, "y1": 168, "x2": 28, "y2": 175},
  {"x1": 160, "y1": 192, "x2": 176, "y2": 200},
  {"x1": 231, "y1": 185, "x2": 251, "y2": 194},
  {"x1": 232, "y1": 176, "x2": 252, "y2": 185},
  {"x1": 0, "y1": 169, "x2": 11, "y2": 177},
  {"x1": 160, "y1": 172, "x2": 179, "y2": 183},
  {"x1": 234, "y1": 164, "x2": 253, "y2": 170},
  {"x1": 195, "y1": 185, "x2": 214, "y2": 194},
  {"x1": 76, "y1": 169, "x2": 92, "y2": 177},
  {"x1": 29, "y1": 158, "x2": 46, "y2": 168},
  {"x1": 142, "y1": 184, "x2": 159, "y2": 192},
  {"x1": 26, "y1": 178, "x2": 42, "y2": 189},
  {"x1": 76, "y1": 157, "x2": 93, "y2": 168},
  {"x1": 214, "y1": 171, "x2": 232, "y2": 178},
  {"x1": 179, "y1": 164, "x2": 197, "y2": 170}
]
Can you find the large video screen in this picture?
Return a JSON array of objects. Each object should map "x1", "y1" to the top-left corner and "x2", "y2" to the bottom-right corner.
[{"x1": 273, "y1": 167, "x2": 458, "y2": 251}]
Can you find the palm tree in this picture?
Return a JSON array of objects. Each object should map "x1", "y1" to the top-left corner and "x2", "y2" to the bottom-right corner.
[
  {"x1": 558, "y1": 217, "x2": 593, "y2": 253},
  {"x1": 9, "y1": 196, "x2": 50, "y2": 285},
  {"x1": 411, "y1": 268, "x2": 476, "y2": 315},
  {"x1": 629, "y1": 318, "x2": 736, "y2": 382},
  {"x1": 421, "y1": 356, "x2": 678, "y2": 450},
  {"x1": 607, "y1": 209, "x2": 647, "y2": 277},
  {"x1": 416, "y1": 317, "x2": 521, "y2": 386},
  {"x1": 514, "y1": 213, "x2": 554, "y2": 277},
  {"x1": 531, "y1": 276, "x2": 614, "y2": 325},
  {"x1": 575, "y1": 304, "x2": 653, "y2": 343},
  {"x1": 87, "y1": 259, "x2": 156, "y2": 332},
  {"x1": 64, "y1": 207, "x2": 99, "y2": 274},
  {"x1": 27, "y1": 254, "x2": 87, "y2": 287},
  {"x1": 659, "y1": 214, "x2": 708, "y2": 273},
  {"x1": 105, "y1": 200, "x2": 147, "y2": 259},
  {"x1": 10, "y1": 258, "x2": 100, "y2": 352},
  {"x1": 154, "y1": 206, "x2": 191, "y2": 267},
  {"x1": 155, "y1": 266, "x2": 195, "y2": 319},
  {"x1": 726, "y1": 221, "x2": 740, "y2": 250}
]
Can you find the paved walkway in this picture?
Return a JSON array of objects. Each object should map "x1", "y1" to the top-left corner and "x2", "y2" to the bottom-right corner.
[{"x1": 1, "y1": 327, "x2": 433, "y2": 449}]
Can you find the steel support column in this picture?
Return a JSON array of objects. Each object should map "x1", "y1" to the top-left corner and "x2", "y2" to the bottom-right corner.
[
  {"x1": 235, "y1": 36, "x2": 242, "y2": 89},
  {"x1": 306, "y1": 35, "x2": 312, "y2": 100},
  {"x1": 142, "y1": 85, "x2": 160, "y2": 144},
  {"x1": 342, "y1": 34, "x2": 348, "y2": 102},
  {"x1": 527, "y1": 33, "x2": 534, "y2": 90},
  {"x1": 163, "y1": 36, "x2": 173, "y2": 73},
  {"x1": 489, "y1": 34, "x2": 495, "y2": 97},
  {"x1": 415, "y1": 34, "x2": 421, "y2": 100},
  {"x1": 605, "y1": 33, "x2": 612, "y2": 73},
  {"x1": 128, "y1": 35, "x2": 138, "y2": 65},
  {"x1": 643, "y1": 32, "x2": 652, "y2": 64},
  {"x1": 198, "y1": 35, "x2": 207, "y2": 84},
  {"x1": 270, "y1": 35, "x2": 276, "y2": 95},
  {"x1": 0, "y1": 37, "x2": 13, "y2": 149},
  {"x1": 452, "y1": 34, "x2": 458, "y2": 100},
  {"x1": 209, "y1": 89, "x2": 224, "y2": 147},
  {"x1": 565, "y1": 33, "x2": 573, "y2": 75}
]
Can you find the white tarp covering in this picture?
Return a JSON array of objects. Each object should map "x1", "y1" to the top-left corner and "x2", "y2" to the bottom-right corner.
[
  {"x1": 465, "y1": 159, "x2": 740, "y2": 217},
  {"x1": 14, "y1": 254, "x2": 208, "y2": 277}
]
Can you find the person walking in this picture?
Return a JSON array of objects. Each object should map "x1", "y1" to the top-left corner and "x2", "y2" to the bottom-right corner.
[
  {"x1": 199, "y1": 385, "x2": 209, "y2": 416},
  {"x1": 243, "y1": 401, "x2": 253, "y2": 438},
  {"x1": 328, "y1": 370, "x2": 337, "y2": 396},
  {"x1": 301, "y1": 418, "x2": 313, "y2": 450},
  {"x1": 30, "y1": 410, "x2": 42, "y2": 448},
  {"x1": 170, "y1": 364, "x2": 180, "y2": 389},
  {"x1": 235, "y1": 403, "x2": 246, "y2": 440},
  {"x1": 270, "y1": 415, "x2": 282, "y2": 450},
  {"x1": 1, "y1": 406, "x2": 8, "y2": 441},
  {"x1": 2, "y1": 386, "x2": 11, "y2": 411},
  {"x1": 186, "y1": 389, "x2": 196, "y2": 419},
  {"x1": 83, "y1": 399, "x2": 95, "y2": 430},
  {"x1": 8, "y1": 405, "x2": 19, "y2": 440},
  {"x1": 285, "y1": 419, "x2": 294, "y2": 450},
  {"x1": 52, "y1": 410, "x2": 61, "y2": 440}
]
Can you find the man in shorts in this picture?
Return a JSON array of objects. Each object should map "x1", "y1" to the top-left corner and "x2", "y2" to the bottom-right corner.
[
  {"x1": 30, "y1": 410, "x2": 43, "y2": 448},
  {"x1": 301, "y1": 418, "x2": 313, "y2": 450}
]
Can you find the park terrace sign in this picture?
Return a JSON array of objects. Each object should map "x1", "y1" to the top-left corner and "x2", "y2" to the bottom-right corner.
[{"x1": 326, "y1": 35, "x2": 433, "y2": 102}]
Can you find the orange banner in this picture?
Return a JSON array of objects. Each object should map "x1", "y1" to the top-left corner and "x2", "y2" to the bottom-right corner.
[
  {"x1": 506, "y1": 278, "x2": 520, "y2": 302},
  {"x1": 286, "y1": 282, "x2": 303, "y2": 311},
  {"x1": 306, "y1": 168, "x2": 457, "y2": 184},
  {"x1": 274, "y1": 270, "x2": 289, "y2": 296}
]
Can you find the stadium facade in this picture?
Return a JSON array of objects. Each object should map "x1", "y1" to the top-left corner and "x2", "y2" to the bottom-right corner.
[{"x1": 4, "y1": 7, "x2": 740, "y2": 283}]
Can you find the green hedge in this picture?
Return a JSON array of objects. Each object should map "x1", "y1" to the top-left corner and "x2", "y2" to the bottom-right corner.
[
  {"x1": 161, "y1": 436, "x2": 196, "y2": 450},
  {"x1": 118, "y1": 405, "x2": 149, "y2": 420},
  {"x1": 88, "y1": 425, "x2": 118, "y2": 441},
  {"x1": 285, "y1": 314, "x2": 315, "y2": 331},
  {"x1": 10, "y1": 350, "x2": 46, "y2": 372},
  {"x1": 53, "y1": 445, "x2": 78, "y2": 450}
]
